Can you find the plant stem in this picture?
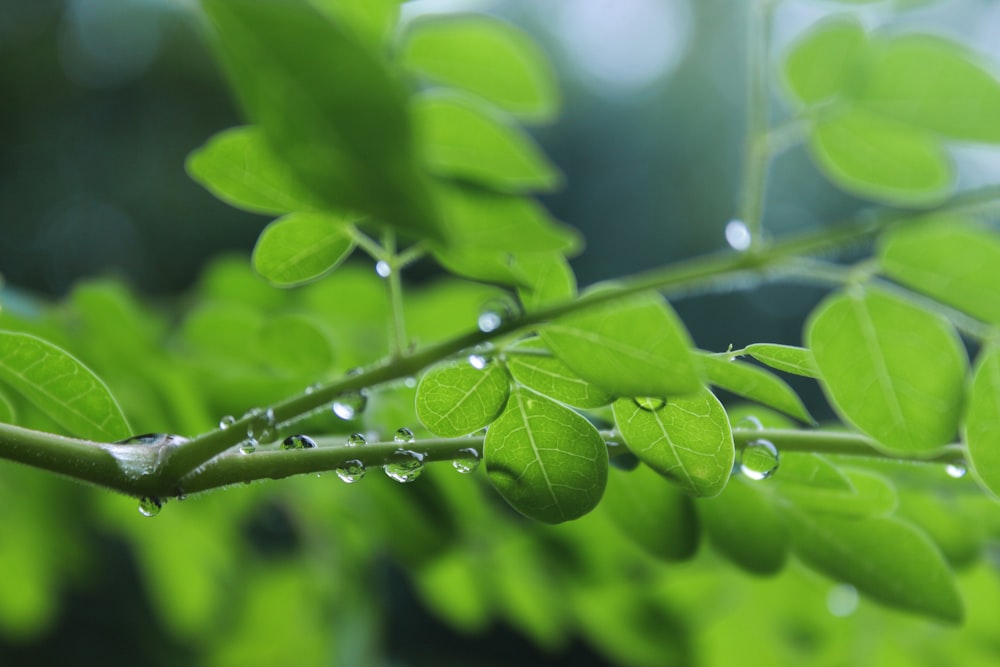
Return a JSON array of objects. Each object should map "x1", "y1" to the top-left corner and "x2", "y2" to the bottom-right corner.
[{"x1": 382, "y1": 229, "x2": 409, "y2": 359}]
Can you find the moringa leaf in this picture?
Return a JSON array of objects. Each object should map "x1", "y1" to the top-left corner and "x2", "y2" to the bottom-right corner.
[
  {"x1": 542, "y1": 291, "x2": 700, "y2": 398},
  {"x1": 415, "y1": 360, "x2": 510, "y2": 437},
  {"x1": 612, "y1": 388, "x2": 734, "y2": 497},
  {"x1": 697, "y1": 477, "x2": 789, "y2": 575},
  {"x1": 776, "y1": 467, "x2": 898, "y2": 517},
  {"x1": 400, "y1": 15, "x2": 559, "y2": 123},
  {"x1": 0, "y1": 386, "x2": 15, "y2": 424},
  {"x1": 783, "y1": 16, "x2": 867, "y2": 106},
  {"x1": 0, "y1": 331, "x2": 130, "y2": 441},
  {"x1": 484, "y1": 388, "x2": 608, "y2": 523},
  {"x1": 699, "y1": 353, "x2": 814, "y2": 423},
  {"x1": 514, "y1": 252, "x2": 576, "y2": 312},
  {"x1": 744, "y1": 343, "x2": 818, "y2": 378},
  {"x1": 964, "y1": 345, "x2": 1000, "y2": 499},
  {"x1": 806, "y1": 286, "x2": 967, "y2": 454},
  {"x1": 252, "y1": 212, "x2": 356, "y2": 287},
  {"x1": 506, "y1": 338, "x2": 613, "y2": 409}
]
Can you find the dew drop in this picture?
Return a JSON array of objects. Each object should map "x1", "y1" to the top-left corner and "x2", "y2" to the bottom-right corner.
[
  {"x1": 240, "y1": 443, "x2": 256, "y2": 455},
  {"x1": 116, "y1": 433, "x2": 189, "y2": 446},
  {"x1": 138, "y1": 496, "x2": 162, "y2": 517},
  {"x1": 394, "y1": 427, "x2": 416, "y2": 444},
  {"x1": 304, "y1": 383, "x2": 320, "y2": 395},
  {"x1": 219, "y1": 415, "x2": 236, "y2": 430},
  {"x1": 740, "y1": 439, "x2": 779, "y2": 480},
  {"x1": 346, "y1": 432, "x2": 367, "y2": 447},
  {"x1": 244, "y1": 407, "x2": 276, "y2": 446},
  {"x1": 468, "y1": 354, "x2": 489, "y2": 370},
  {"x1": 477, "y1": 297, "x2": 518, "y2": 333},
  {"x1": 375, "y1": 260, "x2": 392, "y2": 278},
  {"x1": 633, "y1": 397, "x2": 666, "y2": 412},
  {"x1": 337, "y1": 459, "x2": 366, "y2": 483},
  {"x1": 946, "y1": 462, "x2": 968, "y2": 479},
  {"x1": 332, "y1": 391, "x2": 368, "y2": 420},
  {"x1": 281, "y1": 434, "x2": 317, "y2": 450},
  {"x1": 736, "y1": 415, "x2": 763, "y2": 431},
  {"x1": 826, "y1": 584, "x2": 859, "y2": 617},
  {"x1": 404, "y1": 376, "x2": 417, "y2": 388},
  {"x1": 452, "y1": 448, "x2": 480, "y2": 474},
  {"x1": 384, "y1": 449, "x2": 424, "y2": 483},
  {"x1": 725, "y1": 219, "x2": 752, "y2": 251}
]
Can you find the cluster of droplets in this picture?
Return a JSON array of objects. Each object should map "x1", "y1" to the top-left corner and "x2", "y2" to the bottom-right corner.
[
  {"x1": 334, "y1": 432, "x2": 368, "y2": 483},
  {"x1": 736, "y1": 416, "x2": 779, "y2": 481},
  {"x1": 241, "y1": 407, "x2": 277, "y2": 454},
  {"x1": 382, "y1": 428, "x2": 424, "y2": 483}
]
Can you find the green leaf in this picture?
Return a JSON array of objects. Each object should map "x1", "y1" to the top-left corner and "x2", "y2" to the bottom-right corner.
[
  {"x1": 514, "y1": 252, "x2": 576, "y2": 312},
  {"x1": 783, "y1": 16, "x2": 867, "y2": 106},
  {"x1": 698, "y1": 477, "x2": 789, "y2": 574},
  {"x1": 0, "y1": 386, "x2": 15, "y2": 424},
  {"x1": 415, "y1": 360, "x2": 510, "y2": 437},
  {"x1": 506, "y1": 338, "x2": 613, "y2": 409},
  {"x1": 309, "y1": 0, "x2": 400, "y2": 48},
  {"x1": 700, "y1": 354, "x2": 813, "y2": 423},
  {"x1": 541, "y1": 291, "x2": 700, "y2": 398},
  {"x1": 256, "y1": 314, "x2": 334, "y2": 377},
  {"x1": 484, "y1": 388, "x2": 608, "y2": 523},
  {"x1": 185, "y1": 126, "x2": 327, "y2": 216},
  {"x1": 859, "y1": 36, "x2": 1000, "y2": 143},
  {"x1": 770, "y1": 452, "x2": 852, "y2": 491},
  {"x1": 0, "y1": 331, "x2": 131, "y2": 441},
  {"x1": 785, "y1": 511, "x2": 963, "y2": 622},
  {"x1": 806, "y1": 286, "x2": 967, "y2": 454},
  {"x1": 612, "y1": 389, "x2": 734, "y2": 497},
  {"x1": 964, "y1": 346, "x2": 1000, "y2": 499},
  {"x1": 431, "y1": 247, "x2": 528, "y2": 288},
  {"x1": 602, "y1": 465, "x2": 700, "y2": 562},
  {"x1": 880, "y1": 219, "x2": 1000, "y2": 325},
  {"x1": 251, "y1": 212, "x2": 356, "y2": 287},
  {"x1": 776, "y1": 467, "x2": 898, "y2": 517},
  {"x1": 810, "y1": 109, "x2": 951, "y2": 206},
  {"x1": 400, "y1": 15, "x2": 559, "y2": 123},
  {"x1": 744, "y1": 343, "x2": 818, "y2": 378},
  {"x1": 201, "y1": 0, "x2": 441, "y2": 241},
  {"x1": 412, "y1": 92, "x2": 561, "y2": 192}
]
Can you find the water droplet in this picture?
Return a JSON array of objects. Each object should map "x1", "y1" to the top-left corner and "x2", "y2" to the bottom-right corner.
[
  {"x1": 469, "y1": 426, "x2": 488, "y2": 437},
  {"x1": 384, "y1": 449, "x2": 424, "y2": 483},
  {"x1": 332, "y1": 391, "x2": 367, "y2": 420},
  {"x1": 244, "y1": 408, "x2": 276, "y2": 446},
  {"x1": 736, "y1": 415, "x2": 764, "y2": 431},
  {"x1": 138, "y1": 496, "x2": 162, "y2": 517},
  {"x1": 633, "y1": 397, "x2": 666, "y2": 412},
  {"x1": 304, "y1": 383, "x2": 320, "y2": 395},
  {"x1": 826, "y1": 584, "x2": 859, "y2": 617},
  {"x1": 725, "y1": 219, "x2": 752, "y2": 251},
  {"x1": 452, "y1": 448, "x2": 480, "y2": 474},
  {"x1": 347, "y1": 432, "x2": 367, "y2": 447},
  {"x1": 375, "y1": 260, "x2": 392, "y2": 278},
  {"x1": 404, "y1": 376, "x2": 417, "y2": 388},
  {"x1": 477, "y1": 297, "x2": 518, "y2": 333},
  {"x1": 394, "y1": 427, "x2": 415, "y2": 444},
  {"x1": 115, "y1": 433, "x2": 189, "y2": 446},
  {"x1": 740, "y1": 439, "x2": 779, "y2": 480},
  {"x1": 946, "y1": 462, "x2": 968, "y2": 479},
  {"x1": 468, "y1": 354, "x2": 489, "y2": 370},
  {"x1": 337, "y1": 459, "x2": 366, "y2": 483},
  {"x1": 280, "y1": 434, "x2": 317, "y2": 450},
  {"x1": 240, "y1": 443, "x2": 256, "y2": 455},
  {"x1": 219, "y1": 415, "x2": 236, "y2": 430}
]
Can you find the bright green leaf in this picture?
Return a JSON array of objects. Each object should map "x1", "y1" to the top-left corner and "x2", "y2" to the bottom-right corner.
[
  {"x1": 612, "y1": 389, "x2": 734, "y2": 497},
  {"x1": 859, "y1": 36, "x2": 1000, "y2": 143},
  {"x1": 415, "y1": 360, "x2": 510, "y2": 437},
  {"x1": 770, "y1": 452, "x2": 852, "y2": 491},
  {"x1": 0, "y1": 386, "x2": 15, "y2": 424},
  {"x1": 698, "y1": 477, "x2": 789, "y2": 574},
  {"x1": 401, "y1": 15, "x2": 559, "y2": 123},
  {"x1": 484, "y1": 388, "x2": 608, "y2": 523},
  {"x1": 541, "y1": 291, "x2": 700, "y2": 398},
  {"x1": 785, "y1": 511, "x2": 963, "y2": 622},
  {"x1": 783, "y1": 16, "x2": 867, "y2": 106},
  {"x1": 202, "y1": 0, "x2": 442, "y2": 240},
  {"x1": 256, "y1": 314, "x2": 334, "y2": 377},
  {"x1": 776, "y1": 467, "x2": 898, "y2": 517},
  {"x1": 880, "y1": 219, "x2": 1000, "y2": 325},
  {"x1": 506, "y1": 338, "x2": 612, "y2": 409},
  {"x1": 251, "y1": 212, "x2": 356, "y2": 287},
  {"x1": 310, "y1": 0, "x2": 400, "y2": 48},
  {"x1": 431, "y1": 247, "x2": 528, "y2": 288},
  {"x1": 186, "y1": 126, "x2": 326, "y2": 216},
  {"x1": 810, "y1": 109, "x2": 952, "y2": 206},
  {"x1": 413, "y1": 92, "x2": 561, "y2": 192},
  {"x1": 514, "y1": 252, "x2": 576, "y2": 312},
  {"x1": 602, "y1": 465, "x2": 700, "y2": 562},
  {"x1": 744, "y1": 343, "x2": 819, "y2": 378},
  {"x1": 964, "y1": 346, "x2": 1000, "y2": 499},
  {"x1": 700, "y1": 354, "x2": 813, "y2": 423},
  {"x1": 806, "y1": 286, "x2": 967, "y2": 454},
  {"x1": 0, "y1": 331, "x2": 131, "y2": 441}
]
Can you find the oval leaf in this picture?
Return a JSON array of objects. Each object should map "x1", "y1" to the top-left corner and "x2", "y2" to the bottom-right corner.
[
  {"x1": 541, "y1": 292, "x2": 700, "y2": 399},
  {"x1": 783, "y1": 16, "x2": 867, "y2": 106},
  {"x1": 484, "y1": 388, "x2": 608, "y2": 523},
  {"x1": 785, "y1": 511, "x2": 963, "y2": 623},
  {"x1": 700, "y1": 354, "x2": 813, "y2": 423},
  {"x1": 252, "y1": 212, "x2": 356, "y2": 287},
  {"x1": 413, "y1": 92, "x2": 561, "y2": 192},
  {"x1": 186, "y1": 126, "x2": 326, "y2": 216},
  {"x1": 416, "y1": 360, "x2": 510, "y2": 437},
  {"x1": 806, "y1": 286, "x2": 967, "y2": 454},
  {"x1": 964, "y1": 346, "x2": 1000, "y2": 498},
  {"x1": 880, "y1": 219, "x2": 1000, "y2": 325},
  {"x1": 612, "y1": 388, "x2": 734, "y2": 497},
  {"x1": 401, "y1": 16, "x2": 559, "y2": 123},
  {"x1": 0, "y1": 331, "x2": 130, "y2": 441},
  {"x1": 506, "y1": 338, "x2": 613, "y2": 409},
  {"x1": 744, "y1": 343, "x2": 819, "y2": 378},
  {"x1": 698, "y1": 477, "x2": 789, "y2": 575}
]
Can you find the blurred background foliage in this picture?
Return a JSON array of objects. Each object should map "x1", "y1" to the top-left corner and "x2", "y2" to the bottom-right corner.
[{"x1": 3, "y1": 0, "x2": 1000, "y2": 665}]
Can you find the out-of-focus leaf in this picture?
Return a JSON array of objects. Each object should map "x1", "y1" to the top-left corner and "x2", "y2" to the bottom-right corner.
[
  {"x1": 0, "y1": 386, "x2": 16, "y2": 424},
  {"x1": 783, "y1": 16, "x2": 867, "y2": 106},
  {"x1": 514, "y1": 252, "x2": 576, "y2": 312},
  {"x1": 256, "y1": 314, "x2": 334, "y2": 377},
  {"x1": 252, "y1": 213, "x2": 356, "y2": 288},
  {"x1": 310, "y1": 0, "x2": 400, "y2": 48},
  {"x1": 698, "y1": 476, "x2": 789, "y2": 574},
  {"x1": 965, "y1": 345, "x2": 1000, "y2": 498}
]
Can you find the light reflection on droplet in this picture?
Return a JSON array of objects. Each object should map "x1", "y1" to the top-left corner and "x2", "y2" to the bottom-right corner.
[
  {"x1": 827, "y1": 584, "x2": 859, "y2": 617},
  {"x1": 725, "y1": 219, "x2": 752, "y2": 251}
]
